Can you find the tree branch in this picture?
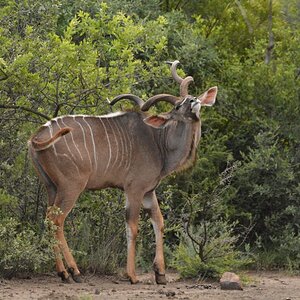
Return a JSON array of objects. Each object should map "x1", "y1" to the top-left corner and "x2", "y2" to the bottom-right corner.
[
  {"x1": 235, "y1": 0, "x2": 253, "y2": 34},
  {"x1": 0, "y1": 68, "x2": 8, "y2": 81},
  {"x1": 0, "y1": 104, "x2": 51, "y2": 120},
  {"x1": 265, "y1": 0, "x2": 274, "y2": 64}
]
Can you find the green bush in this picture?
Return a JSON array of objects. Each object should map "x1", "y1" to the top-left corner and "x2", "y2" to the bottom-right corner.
[
  {"x1": 172, "y1": 220, "x2": 252, "y2": 279},
  {"x1": 0, "y1": 218, "x2": 55, "y2": 278},
  {"x1": 254, "y1": 224, "x2": 300, "y2": 274},
  {"x1": 65, "y1": 190, "x2": 127, "y2": 274}
]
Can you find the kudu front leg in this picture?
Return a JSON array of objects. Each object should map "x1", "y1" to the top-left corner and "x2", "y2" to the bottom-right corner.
[
  {"x1": 125, "y1": 193, "x2": 142, "y2": 284},
  {"x1": 143, "y1": 191, "x2": 167, "y2": 285}
]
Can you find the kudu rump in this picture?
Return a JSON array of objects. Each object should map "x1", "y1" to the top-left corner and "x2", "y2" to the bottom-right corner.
[{"x1": 28, "y1": 61, "x2": 217, "y2": 284}]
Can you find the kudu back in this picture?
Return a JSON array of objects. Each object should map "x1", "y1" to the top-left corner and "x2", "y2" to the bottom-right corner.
[{"x1": 28, "y1": 61, "x2": 217, "y2": 284}]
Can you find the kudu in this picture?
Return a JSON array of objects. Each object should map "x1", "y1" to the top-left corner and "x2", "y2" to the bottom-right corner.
[{"x1": 28, "y1": 61, "x2": 217, "y2": 284}]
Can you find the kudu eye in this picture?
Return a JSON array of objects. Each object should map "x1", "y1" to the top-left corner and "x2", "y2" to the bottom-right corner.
[{"x1": 189, "y1": 98, "x2": 196, "y2": 103}]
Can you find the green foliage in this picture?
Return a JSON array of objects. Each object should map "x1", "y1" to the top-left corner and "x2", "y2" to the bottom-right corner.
[
  {"x1": 172, "y1": 220, "x2": 252, "y2": 279},
  {"x1": 166, "y1": 160, "x2": 252, "y2": 279},
  {"x1": 254, "y1": 224, "x2": 300, "y2": 273},
  {"x1": 232, "y1": 130, "x2": 299, "y2": 246},
  {"x1": 0, "y1": 0, "x2": 300, "y2": 278},
  {"x1": 0, "y1": 218, "x2": 55, "y2": 278},
  {"x1": 65, "y1": 190, "x2": 127, "y2": 274}
]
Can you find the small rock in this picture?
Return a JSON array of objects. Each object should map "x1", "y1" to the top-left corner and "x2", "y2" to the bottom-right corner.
[
  {"x1": 165, "y1": 290, "x2": 176, "y2": 297},
  {"x1": 220, "y1": 272, "x2": 243, "y2": 290},
  {"x1": 203, "y1": 284, "x2": 213, "y2": 289}
]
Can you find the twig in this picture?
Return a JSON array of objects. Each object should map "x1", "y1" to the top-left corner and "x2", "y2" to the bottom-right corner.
[
  {"x1": 0, "y1": 104, "x2": 51, "y2": 120},
  {"x1": 235, "y1": 0, "x2": 253, "y2": 34}
]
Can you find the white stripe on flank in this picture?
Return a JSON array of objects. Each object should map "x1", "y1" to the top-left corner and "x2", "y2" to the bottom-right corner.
[
  {"x1": 56, "y1": 118, "x2": 77, "y2": 162},
  {"x1": 83, "y1": 117, "x2": 98, "y2": 171},
  {"x1": 124, "y1": 125, "x2": 133, "y2": 170},
  {"x1": 98, "y1": 117, "x2": 112, "y2": 174},
  {"x1": 107, "y1": 119, "x2": 119, "y2": 169},
  {"x1": 73, "y1": 116, "x2": 92, "y2": 167},
  {"x1": 44, "y1": 120, "x2": 52, "y2": 127},
  {"x1": 112, "y1": 119, "x2": 125, "y2": 169},
  {"x1": 47, "y1": 121, "x2": 58, "y2": 156},
  {"x1": 61, "y1": 118, "x2": 83, "y2": 161},
  {"x1": 117, "y1": 122, "x2": 127, "y2": 168},
  {"x1": 57, "y1": 153, "x2": 80, "y2": 175}
]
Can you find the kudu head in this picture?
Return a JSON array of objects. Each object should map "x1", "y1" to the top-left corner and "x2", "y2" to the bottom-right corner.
[
  {"x1": 141, "y1": 60, "x2": 217, "y2": 127},
  {"x1": 109, "y1": 60, "x2": 217, "y2": 127}
]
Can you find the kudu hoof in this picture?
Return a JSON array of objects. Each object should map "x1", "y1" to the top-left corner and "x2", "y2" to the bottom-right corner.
[
  {"x1": 57, "y1": 271, "x2": 72, "y2": 284},
  {"x1": 68, "y1": 267, "x2": 83, "y2": 283},
  {"x1": 155, "y1": 273, "x2": 167, "y2": 285},
  {"x1": 129, "y1": 277, "x2": 139, "y2": 284}
]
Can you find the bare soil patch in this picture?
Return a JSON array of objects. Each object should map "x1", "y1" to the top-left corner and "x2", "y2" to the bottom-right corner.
[{"x1": 0, "y1": 271, "x2": 299, "y2": 300}]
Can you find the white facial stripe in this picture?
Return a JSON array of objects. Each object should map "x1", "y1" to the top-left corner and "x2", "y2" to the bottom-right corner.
[{"x1": 180, "y1": 97, "x2": 189, "y2": 106}]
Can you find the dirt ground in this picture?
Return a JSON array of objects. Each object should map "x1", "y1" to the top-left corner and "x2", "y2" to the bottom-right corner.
[{"x1": 0, "y1": 271, "x2": 299, "y2": 300}]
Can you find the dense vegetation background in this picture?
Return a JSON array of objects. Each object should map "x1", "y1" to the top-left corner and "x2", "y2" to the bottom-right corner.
[{"x1": 0, "y1": 0, "x2": 299, "y2": 279}]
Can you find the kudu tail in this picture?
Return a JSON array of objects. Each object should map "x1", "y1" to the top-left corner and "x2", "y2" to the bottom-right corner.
[{"x1": 30, "y1": 127, "x2": 72, "y2": 151}]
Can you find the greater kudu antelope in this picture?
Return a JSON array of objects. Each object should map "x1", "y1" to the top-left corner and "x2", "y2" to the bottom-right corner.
[{"x1": 28, "y1": 61, "x2": 217, "y2": 284}]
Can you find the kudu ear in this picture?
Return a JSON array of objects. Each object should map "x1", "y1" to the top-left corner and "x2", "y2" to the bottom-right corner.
[
  {"x1": 198, "y1": 86, "x2": 218, "y2": 106},
  {"x1": 143, "y1": 115, "x2": 168, "y2": 128}
]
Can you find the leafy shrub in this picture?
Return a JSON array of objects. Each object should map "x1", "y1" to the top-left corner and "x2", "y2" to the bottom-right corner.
[
  {"x1": 0, "y1": 218, "x2": 55, "y2": 278},
  {"x1": 254, "y1": 224, "x2": 300, "y2": 274},
  {"x1": 172, "y1": 220, "x2": 252, "y2": 279},
  {"x1": 232, "y1": 130, "x2": 299, "y2": 248},
  {"x1": 65, "y1": 190, "x2": 127, "y2": 274}
]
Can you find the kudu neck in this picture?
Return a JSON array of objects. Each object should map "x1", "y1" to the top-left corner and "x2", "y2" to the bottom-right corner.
[{"x1": 157, "y1": 119, "x2": 201, "y2": 177}]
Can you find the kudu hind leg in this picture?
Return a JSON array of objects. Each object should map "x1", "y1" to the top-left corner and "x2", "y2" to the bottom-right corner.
[
  {"x1": 46, "y1": 206, "x2": 71, "y2": 283},
  {"x1": 143, "y1": 191, "x2": 167, "y2": 285},
  {"x1": 47, "y1": 188, "x2": 83, "y2": 283}
]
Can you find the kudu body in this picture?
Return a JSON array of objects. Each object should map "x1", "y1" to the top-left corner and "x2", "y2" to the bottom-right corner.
[{"x1": 28, "y1": 61, "x2": 217, "y2": 284}]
